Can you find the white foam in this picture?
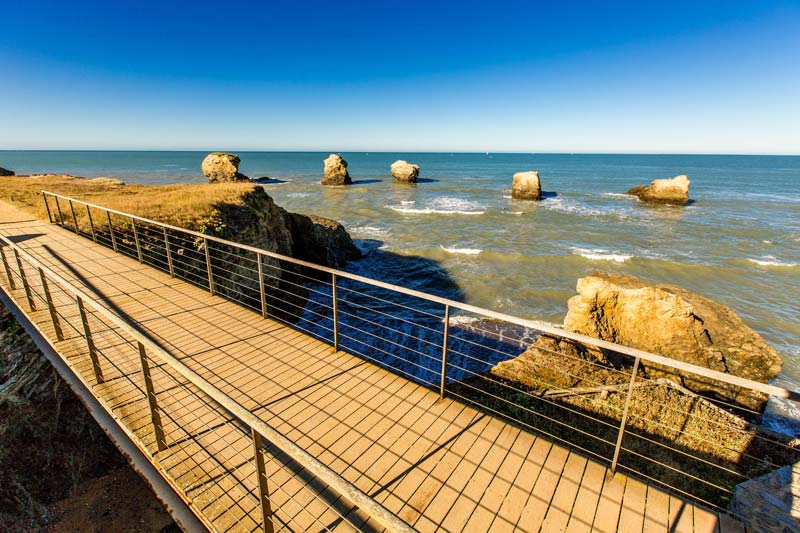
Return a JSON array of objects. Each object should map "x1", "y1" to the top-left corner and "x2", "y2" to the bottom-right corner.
[
  {"x1": 602, "y1": 192, "x2": 631, "y2": 198},
  {"x1": 351, "y1": 225, "x2": 390, "y2": 238},
  {"x1": 386, "y1": 197, "x2": 485, "y2": 215},
  {"x1": 502, "y1": 195, "x2": 512, "y2": 199},
  {"x1": 762, "y1": 240, "x2": 773, "y2": 244},
  {"x1": 400, "y1": 200, "x2": 416, "y2": 205},
  {"x1": 572, "y1": 247, "x2": 632, "y2": 263},
  {"x1": 441, "y1": 245, "x2": 482, "y2": 255},
  {"x1": 748, "y1": 256, "x2": 797, "y2": 267},
  {"x1": 287, "y1": 192, "x2": 312, "y2": 198}
]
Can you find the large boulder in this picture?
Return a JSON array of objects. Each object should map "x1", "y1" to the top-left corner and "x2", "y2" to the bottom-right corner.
[
  {"x1": 321, "y1": 154, "x2": 352, "y2": 186},
  {"x1": 511, "y1": 171, "x2": 542, "y2": 200},
  {"x1": 729, "y1": 462, "x2": 800, "y2": 532},
  {"x1": 627, "y1": 175, "x2": 690, "y2": 205},
  {"x1": 0, "y1": 167, "x2": 14, "y2": 176},
  {"x1": 202, "y1": 152, "x2": 249, "y2": 182},
  {"x1": 287, "y1": 213, "x2": 362, "y2": 269},
  {"x1": 390, "y1": 160, "x2": 420, "y2": 183}
]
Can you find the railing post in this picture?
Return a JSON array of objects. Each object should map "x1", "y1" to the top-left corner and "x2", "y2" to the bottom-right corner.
[
  {"x1": 76, "y1": 296, "x2": 104, "y2": 384},
  {"x1": 251, "y1": 428, "x2": 275, "y2": 533},
  {"x1": 139, "y1": 342, "x2": 167, "y2": 452},
  {"x1": 69, "y1": 200, "x2": 79, "y2": 234},
  {"x1": 106, "y1": 210, "x2": 118, "y2": 252},
  {"x1": 257, "y1": 253, "x2": 267, "y2": 318},
  {"x1": 440, "y1": 304, "x2": 451, "y2": 399},
  {"x1": 332, "y1": 273, "x2": 339, "y2": 351},
  {"x1": 39, "y1": 267, "x2": 63, "y2": 341},
  {"x1": 43, "y1": 193, "x2": 53, "y2": 223},
  {"x1": 13, "y1": 249, "x2": 35, "y2": 311},
  {"x1": 131, "y1": 218, "x2": 143, "y2": 263},
  {"x1": 610, "y1": 356, "x2": 640, "y2": 474},
  {"x1": 204, "y1": 237, "x2": 215, "y2": 295},
  {"x1": 54, "y1": 196, "x2": 64, "y2": 226},
  {"x1": 0, "y1": 246, "x2": 15, "y2": 290},
  {"x1": 86, "y1": 205, "x2": 97, "y2": 243},
  {"x1": 163, "y1": 228, "x2": 174, "y2": 277}
]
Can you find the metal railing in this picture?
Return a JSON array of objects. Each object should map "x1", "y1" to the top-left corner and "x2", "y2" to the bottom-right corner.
[
  {"x1": 38, "y1": 190, "x2": 800, "y2": 518},
  {"x1": 0, "y1": 232, "x2": 413, "y2": 533}
]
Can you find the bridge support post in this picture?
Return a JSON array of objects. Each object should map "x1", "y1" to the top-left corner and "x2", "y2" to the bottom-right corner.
[
  {"x1": 69, "y1": 200, "x2": 79, "y2": 234},
  {"x1": 39, "y1": 267, "x2": 63, "y2": 341},
  {"x1": 251, "y1": 428, "x2": 275, "y2": 533},
  {"x1": 43, "y1": 193, "x2": 53, "y2": 223},
  {"x1": 86, "y1": 205, "x2": 97, "y2": 243},
  {"x1": 138, "y1": 342, "x2": 167, "y2": 452},
  {"x1": 163, "y1": 228, "x2": 174, "y2": 278},
  {"x1": 610, "y1": 356, "x2": 640, "y2": 475},
  {"x1": 13, "y1": 249, "x2": 35, "y2": 311},
  {"x1": 54, "y1": 196, "x2": 64, "y2": 226},
  {"x1": 106, "y1": 210, "x2": 118, "y2": 252},
  {"x1": 132, "y1": 218, "x2": 144, "y2": 263},
  {"x1": 204, "y1": 237, "x2": 215, "y2": 295},
  {"x1": 257, "y1": 253, "x2": 267, "y2": 318},
  {"x1": 76, "y1": 296, "x2": 104, "y2": 384},
  {"x1": 0, "y1": 246, "x2": 16, "y2": 290},
  {"x1": 332, "y1": 273, "x2": 339, "y2": 351},
  {"x1": 440, "y1": 304, "x2": 451, "y2": 399}
]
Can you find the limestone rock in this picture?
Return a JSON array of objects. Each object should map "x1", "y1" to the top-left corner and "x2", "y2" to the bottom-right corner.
[
  {"x1": 201, "y1": 152, "x2": 249, "y2": 183},
  {"x1": 729, "y1": 462, "x2": 800, "y2": 532},
  {"x1": 287, "y1": 213, "x2": 362, "y2": 269},
  {"x1": 627, "y1": 175, "x2": 690, "y2": 205},
  {"x1": 0, "y1": 167, "x2": 14, "y2": 176},
  {"x1": 390, "y1": 160, "x2": 420, "y2": 183},
  {"x1": 321, "y1": 154, "x2": 351, "y2": 186},
  {"x1": 562, "y1": 273, "x2": 782, "y2": 408},
  {"x1": 511, "y1": 171, "x2": 542, "y2": 200}
]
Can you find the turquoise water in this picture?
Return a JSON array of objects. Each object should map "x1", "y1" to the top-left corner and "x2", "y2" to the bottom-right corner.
[{"x1": 2, "y1": 151, "x2": 799, "y2": 383}]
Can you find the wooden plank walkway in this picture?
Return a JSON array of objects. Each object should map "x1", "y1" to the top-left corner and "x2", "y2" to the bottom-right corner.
[{"x1": 0, "y1": 200, "x2": 741, "y2": 532}]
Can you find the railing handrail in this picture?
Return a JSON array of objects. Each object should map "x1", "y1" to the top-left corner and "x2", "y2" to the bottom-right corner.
[
  {"x1": 40, "y1": 190, "x2": 799, "y2": 401},
  {"x1": 0, "y1": 232, "x2": 417, "y2": 533}
]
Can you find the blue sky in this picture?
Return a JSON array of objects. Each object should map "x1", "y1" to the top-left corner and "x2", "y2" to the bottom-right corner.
[{"x1": 1, "y1": 0, "x2": 798, "y2": 153}]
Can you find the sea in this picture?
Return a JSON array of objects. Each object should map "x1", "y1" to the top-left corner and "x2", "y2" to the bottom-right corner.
[{"x1": 2, "y1": 151, "x2": 799, "y2": 398}]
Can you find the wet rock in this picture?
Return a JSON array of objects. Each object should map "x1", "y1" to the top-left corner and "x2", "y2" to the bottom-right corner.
[
  {"x1": 627, "y1": 175, "x2": 690, "y2": 205},
  {"x1": 321, "y1": 154, "x2": 351, "y2": 186},
  {"x1": 391, "y1": 160, "x2": 420, "y2": 183},
  {"x1": 287, "y1": 213, "x2": 362, "y2": 269},
  {"x1": 201, "y1": 152, "x2": 249, "y2": 182},
  {"x1": 511, "y1": 171, "x2": 541, "y2": 200},
  {"x1": 0, "y1": 167, "x2": 14, "y2": 176}
]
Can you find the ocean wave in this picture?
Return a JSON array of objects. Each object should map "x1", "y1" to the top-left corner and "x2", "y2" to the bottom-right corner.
[
  {"x1": 386, "y1": 196, "x2": 485, "y2": 215},
  {"x1": 351, "y1": 225, "x2": 390, "y2": 238},
  {"x1": 441, "y1": 245, "x2": 482, "y2": 255},
  {"x1": 748, "y1": 256, "x2": 797, "y2": 267},
  {"x1": 287, "y1": 192, "x2": 312, "y2": 198},
  {"x1": 542, "y1": 196, "x2": 619, "y2": 217},
  {"x1": 400, "y1": 200, "x2": 415, "y2": 205},
  {"x1": 572, "y1": 247, "x2": 632, "y2": 263},
  {"x1": 601, "y1": 192, "x2": 632, "y2": 198}
]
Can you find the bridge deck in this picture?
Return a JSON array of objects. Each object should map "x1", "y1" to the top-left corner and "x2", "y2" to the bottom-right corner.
[{"x1": 0, "y1": 200, "x2": 741, "y2": 532}]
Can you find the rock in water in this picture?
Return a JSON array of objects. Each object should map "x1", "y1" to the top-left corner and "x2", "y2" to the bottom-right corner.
[
  {"x1": 729, "y1": 462, "x2": 800, "y2": 532},
  {"x1": 321, "y1": 154, "x2": 352, "y2": 185},
  {"x1": 202, "y1": 152, "x2": 249, "y2": 182},
  {"x1": 391, "y1": 160, "x2": 420, "y2": 183},
  {"x1": 627, "y1": 174, "x2": 690, "y2": 205},
  {"x1": 287, "y1": 213, "x2": 362, "y2": 269},
  {"x1": 511, "y1": 171, "x2": 542, "y2": 200},
  {"x1": 0, "y1": 167, "x2": 15, "y2": 176}
]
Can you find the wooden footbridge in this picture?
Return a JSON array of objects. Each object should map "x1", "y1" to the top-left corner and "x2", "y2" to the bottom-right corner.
[{"x1": 1, "y1": 192, "x2": 781, "y2": 532}]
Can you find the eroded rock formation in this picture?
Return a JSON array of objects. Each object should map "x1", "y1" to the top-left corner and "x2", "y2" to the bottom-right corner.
[
  {"x1": 511, "y1": 171, "x2": 542, "y2": 200},
  {"x1": 627, "y1": 175, "x2": 690, "y2": 205},
  {"x1": 321, "y1": 154, "x2": 352, "y2": 186},
  {"x1": 202, "y1": 153, "x2": 250, "y2": 182},
  {"x1": 287, "y1": 213, "x2": 361, "y2": 269},
  {"x1": 390, "y1": 160, "x2": 420, "y2": 183}
]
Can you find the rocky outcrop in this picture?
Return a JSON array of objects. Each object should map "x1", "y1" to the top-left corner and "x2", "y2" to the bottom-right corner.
[
  {"x1": 511, "y1": 171, "x2": 542, "y2": 200},
  {"x1": 729, "y1": 462, "x2": 800, "y2": 532},
  {"x1": 0, "y1": 167, "x2": 14, "y2": 177},
  {"x1": 390, "y1": 160, "x2": 420, "y2": 183},
  {"x1": 627, "y1": 175, "x2": 690, "y2": 205},
  {"x1": 494, "y1": 273, "x2": 782, "y2": 410},
  {"x1": 89, "y1": 177, "x2": 125, "y2": 187},
  {"x1": 202, "y1": 152, "x2": 249, "y2": 182},
  {"x1": 321, "y1": 154, "x2": 352, "y2": 186},
  {"x1": 287, "y1": 213, "x2": 361, "y2": 269}
]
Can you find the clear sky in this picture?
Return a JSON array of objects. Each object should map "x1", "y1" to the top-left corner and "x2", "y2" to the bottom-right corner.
[{"x1": 1, "y1": 0, "x2": 798, "y2": 153}]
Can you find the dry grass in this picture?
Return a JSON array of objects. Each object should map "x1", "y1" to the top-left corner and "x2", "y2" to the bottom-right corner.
[{"x1": 0, "y1": 174, "x2": 259, "y2": 230}]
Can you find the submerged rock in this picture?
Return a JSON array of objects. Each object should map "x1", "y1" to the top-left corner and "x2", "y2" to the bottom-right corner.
[
  {"x1": 391, "y1": 160, "x2": 420, "y2": 183},
  {"x1": 511, "y1": 171, "x2": 542, "y2": 200},
  {"x1": 627, "y1": 174, "x2": 690, "y2": 205},
  {"x1": 0, "y1": 167, "x2": 14, "y2": 176},
  {"x1": 321, "y1": 154, "x2": 352, "y2": 186},
  {"x1": 202, "y1": 152, "x2": 249, "y2": 182}
]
